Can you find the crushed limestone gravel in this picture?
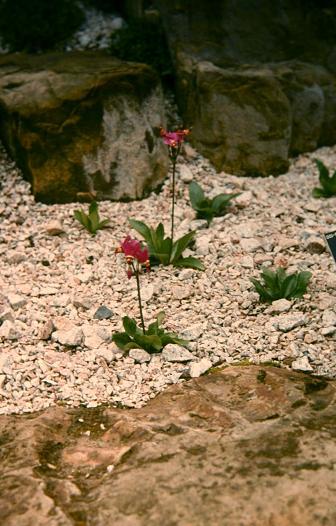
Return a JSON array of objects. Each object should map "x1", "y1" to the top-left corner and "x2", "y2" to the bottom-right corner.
[{"x1": 0, "y1": 142, "x2": 335, "y2": 414}]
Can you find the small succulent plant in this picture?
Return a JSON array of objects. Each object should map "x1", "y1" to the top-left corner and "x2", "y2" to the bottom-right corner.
[
  {"x1": 189, "y1": 181, "x2": 240, "y2": 224},
  {"x1": 250, "y1": 267, "x2": 312, "y2": 303},
  {"x1": 312, "y1": 159, "x2": 336, "y2": 198},
  {"x1": 129, "y1": 219, "x2": 204, "y2": 270},
  {"x1": 74, "y1": 201, "x2": 110, "y2": 235}
]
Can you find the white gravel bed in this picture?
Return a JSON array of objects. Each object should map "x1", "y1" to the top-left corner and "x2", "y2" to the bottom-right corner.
[{"x1": 0, "y1": 142, "x2": 335, "y2": 415}]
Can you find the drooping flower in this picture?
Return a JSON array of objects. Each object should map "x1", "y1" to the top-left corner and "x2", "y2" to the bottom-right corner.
[
  {"x1": 160, "y1": 128, "x2": 190, "y2": 149},
  {"x1": 116, "y1": 235, "x2": 150, "y2": 278}
]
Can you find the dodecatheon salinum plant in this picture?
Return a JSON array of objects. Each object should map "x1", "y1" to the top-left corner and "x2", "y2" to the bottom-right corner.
[
  {"x1": 250, "y1": 267, "x2": 312, "y2": 303},
  {"x1": 189, "y1": 181, "x2": 241, "y2": 225},
  {"x1": 312, "y1": 159, "x2": 336, "y2": 198},
  {"x1": 74, "y1": 201, "x2": 110, "y2": 236},
  {"x1": 113, "y1": 236, "x2": 189, "y2": 353},
  {"x1": 129, "y1": 128, "x2": 204, "y2": 271}
]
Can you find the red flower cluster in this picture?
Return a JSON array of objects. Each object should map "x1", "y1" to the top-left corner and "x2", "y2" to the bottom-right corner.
[
  {"x1": 160, "y1": 128, "x2": 190, "y2": 148},
  {"x1": 116, "y1": 236, "x2": 150, "y2": 278}
]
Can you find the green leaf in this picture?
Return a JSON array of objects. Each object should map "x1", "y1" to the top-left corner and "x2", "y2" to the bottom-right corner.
[
  {"x1": 122, "y1": 316, "x2": 138, "y2": 337},
  {"x1": 314, "y1": 159, "x2": 336, "y2": 197},
  {"x1": 275, "y1": 267, "x2": 287, "y2": 289},
  {"x1": 150, "y1": 223, "x2": 171, "y2": 264},
  {"x1": 129, "y1": 218, "x2": 152, "y2": 243},
  {"x1": 89, "y1": 200, "x2": 98, "y2": 216},
  {"x1": 98, "y1": 219, "x2": 111, "y2": 229},
  {"x1": 250, "y1": 278, "x2": 273, "y2": 303},
  {"x1": 260, "y1": 268, "x2": 277, "y2": 290},
  {"x1": 74, "y1": 209, "x2": 90, "y2": 230},
  {"x1": 281, "y1": 274, "x2": 299, "y2": 299},
  {"x1": 170, "y1": 231, "x2": 195, "y2": 263},
  {"x1": 74, "y1": 203, "x2": 110, "y2": 235},
  {"x1": 161, "y1": 334, "x2": 189, "y2": 347},
  {"x1": 251, "y1": 268, "x2": 311, "y2": 303},
  {"x1": 133, "y1": 333, "x2": 162, "y2": 353},
  {"x1": 147, "y1": 312, "x2": 165, "y2": 335},
  {"x1": 293, "y1": 271, "x2": 312, "y2": 298},
  {"x1": 189, "y1": 181, "x2": 205, "y2": 207},
  {"x1": 147, "y1": 320, "x2": 159, "y2": 335},
  {"x1": 122, "y1": 342, "x2": 143, "y2": 351},
  {"x1": 88, "y1": 201, "x2": 100, "y2": 230},
  {"x1": 155, "y1": 222, "x2": 165, "y2": 241},
  {"x1": 174, "y1": 256, "x2": 205, "y2": 271},
  {"x1": 315, "y1": 159, "x2": 330, "y2": 187},
  {"x1": 156, "y1": 311, "x2": 165, "y2": 326},
  {"x1": 329, "y1": 173, "x2": 336, "y2": 194},
  {"x1": 195, "y1": 207, "x2": 214, "y2": 223},
  {"x1": 154, "y1": 236, "x2": 172, "y2": 265},
  {"x1": 312, "y1": 187, "x2": 328, "y2": 198},
  {"x1": 112, "y1": 332, "x2": 132, "y2": 350},
  {"x1": 211, "y1": 193, "x2": 241, "y2": 214}
]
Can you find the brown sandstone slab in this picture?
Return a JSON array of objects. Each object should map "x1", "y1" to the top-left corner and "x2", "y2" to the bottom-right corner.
[{"x1": 0, "y1": 365, "x2": 335, "y2": 525}]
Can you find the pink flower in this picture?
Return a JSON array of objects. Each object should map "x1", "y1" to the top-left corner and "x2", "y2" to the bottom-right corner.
[
  {"x1": 160, "y1": 128, "x2": 190, "y2": 148},
  {"x1": 116, "y1": 236, "x2": 150, "y2": 278}
]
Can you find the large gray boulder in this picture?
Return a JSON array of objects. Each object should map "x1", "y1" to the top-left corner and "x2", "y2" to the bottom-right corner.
[
  {"x1": 178, "y1": 57, "x2": 336, "y2": 175},
  {"x1": 0, "y1": 51, "x2": 168, "y2": 203},
  {"x1": 156, "y1": 0, "x2": 336, "y2": 176}
]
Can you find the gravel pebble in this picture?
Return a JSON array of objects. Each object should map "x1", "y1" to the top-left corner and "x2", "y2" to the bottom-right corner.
[
  {"x1": 189, "y1": 358, "x2": 212, "y2": 378},
  {"x1": 162, "y1": 345, "x2": 196, "y2": 362},
  {"x1": 291, "y1": 355, "x2": 314, "y2": 372}
]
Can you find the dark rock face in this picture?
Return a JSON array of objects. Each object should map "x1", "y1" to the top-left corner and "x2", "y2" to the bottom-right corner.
[
  {"x1": 1, "y1": 365, "x2": 335, "y2": 525},
  {"x1": 156, "y1": 0, "x2": 336, "y2": 175},
  {"x1": 0, "y1": 52, "x2": 168, "y2": 203},
  {"x1": 156, "y1": 0, "x2": 336, "y2": 68}
]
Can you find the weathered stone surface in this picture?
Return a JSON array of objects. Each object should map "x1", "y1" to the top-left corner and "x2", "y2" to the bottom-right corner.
[
  {"x1": 44, "y1": 220, "x2": 65, "y2": 236},
  {"x1": 128, "y1": 348, "x2": 151, "y2": 363},
  {"x1": 182, "y1": 61, "x2": 291, "y2": 175},
  {"x1": 189, "y1": 357, "x2": 212, "y2": 377},
  {"x1": 52, "y1": 325, "x2": 83, "y2": 347},
  {"x1": 0, "y1": 366, "x2": 335, "y2": 525},
  {"x1": 266, "y1": 298, "x2": 292, "y2": 314},
  {"x1": 161, "y1": 344, "x2": 195, "y2": 362},
  {"x1": 0, "y1": 320, "x2": 21, "y2": 341},
  {"x1": 156, "y1": 1, "x2": 336, "y2": 175},
  {"x1": 0, "y1": 51, "x2": 168, "y2": 203},
  {"x1": 157, "y1": 0, "x2": 336, "y2": 70},
  {"x1": 274, "y1": 313, "x2": 307, "y2": 333},
  {"x1": 93, "y1": 305, "x2": 114, "y2": 320},
  {"x1": 176, "y1": 59, "x2": 336, "y2": 175},
  {"x1": 292, "y1": 356, "x2": 314, "y2": 373}
]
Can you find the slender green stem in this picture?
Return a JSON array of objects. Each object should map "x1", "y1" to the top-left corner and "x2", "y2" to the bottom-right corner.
[
  {"x1": 169, "y1": 157, "x2": 177, "y2": 262},
  {"x1": 134, "y1": 265, "x2": 145, "y2": 334}
]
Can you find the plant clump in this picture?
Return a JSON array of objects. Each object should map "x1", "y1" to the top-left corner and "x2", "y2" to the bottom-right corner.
[
  {"x1": 113, "y1": 312, "x2": 188, "y2": 354},
  {"x1": 0, "y1": 0, "x2": 85, "y2": 52},
  {"x1": 113, "y1": 236, "x2": 188, "y2": 354},
  {"x1": 312, "y1": 159, "x2": 336, "y2": 198},
  {"x1": 74, "y1": 201, "x2": 110, "y2": 235},
  {"x1": 251, "y1": 267, "x2": 312, "y2": 303},
  {"x1": 129, "y1": 219, "x2": 204, "y2": 270},
  {"x1": 129, "y1": 128, "x2": 204, "y2": 270},
  {"x1": 189, "y1": 181, "x2": 240, "y2": 224}
]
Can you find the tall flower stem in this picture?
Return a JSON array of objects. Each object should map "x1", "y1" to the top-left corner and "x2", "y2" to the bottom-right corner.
[
  {"x1": 134, "y1": 266, "x2": 146, "y2": 334},
  {"x1": 169, "y1": 157, "x2": 177, "y2": 261}
]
